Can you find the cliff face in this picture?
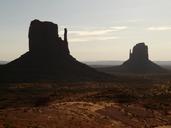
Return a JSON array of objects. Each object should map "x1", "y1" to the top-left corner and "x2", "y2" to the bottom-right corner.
[
  {"x1": 28, "y1": 19, "x2": 69, "y2": 55},
  {"x1": 2, "y1": 20, "x2": 108, "y2": 82},
  {"x1": 129, "y1": 43, "x2": 148, "y2": 62},
  {"x1": 121, "y1": 43, "x2": 165, "y2": 73},
  {"x1": 6, "y1": 20, "x2": 72, "y2": 69}
]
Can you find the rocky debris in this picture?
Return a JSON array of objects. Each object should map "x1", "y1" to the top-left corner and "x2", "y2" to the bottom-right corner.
[{"x1": 1, "y1": 20, "x2": 109, "y2": 82}]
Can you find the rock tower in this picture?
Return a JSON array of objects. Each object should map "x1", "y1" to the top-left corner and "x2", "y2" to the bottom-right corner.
[
  {"x1": 1, "y1": 20, "x2": 108, "y2": 82},
  {"x1": 121, "y1": 43, "x2": 165, "y2": 73}
]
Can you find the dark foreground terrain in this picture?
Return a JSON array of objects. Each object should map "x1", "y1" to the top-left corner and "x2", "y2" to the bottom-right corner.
[{"x1": 0, "y1": 75, "x2": 171, "y2": 128}]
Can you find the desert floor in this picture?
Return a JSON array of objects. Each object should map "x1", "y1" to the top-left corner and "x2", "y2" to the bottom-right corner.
[{"x1": 0, "y1": 76, "x2": 171, "y2": 128}]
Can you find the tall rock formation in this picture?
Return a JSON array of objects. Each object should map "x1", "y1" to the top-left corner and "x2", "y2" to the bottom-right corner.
[
  {"x1": 28, "y1": 19, "x2": 69, "y2": 55},
  {"x1": 129, "y1": 43, "x2": 148, "y2": 62},
  {"x1": 1, "y1": 20, "x2": 109, "y2": 82},
  {"x1": 121, "y1": 43, "x2": 165, "y2": 73},
  {"x1": 98, "y1": 42, "x2": 166, "y2": 74}
]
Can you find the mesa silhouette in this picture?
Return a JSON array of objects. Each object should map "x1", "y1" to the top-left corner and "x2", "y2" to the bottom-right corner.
[
  {"x1": 121, "y1": 43, "x2": 166, "y2": 73},
  {"x1": 98, "y1": 43, "x2": 166, "y2": 74},
  {"x1": 1, "y1": 19, "x2": 109, "y2": 82}
]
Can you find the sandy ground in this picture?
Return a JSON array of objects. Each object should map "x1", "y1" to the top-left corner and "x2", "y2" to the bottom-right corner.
[
  {"x1": 0, "y1": 101, "x2": 171, "y2": 128},
  {"x1": 0, "y1": 81, "x2": 171, "y2": 128}
]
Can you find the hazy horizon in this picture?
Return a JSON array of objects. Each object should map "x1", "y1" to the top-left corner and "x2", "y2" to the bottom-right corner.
[{"x1": 1, "y1": 0, "x2": 171, "y2": 61}]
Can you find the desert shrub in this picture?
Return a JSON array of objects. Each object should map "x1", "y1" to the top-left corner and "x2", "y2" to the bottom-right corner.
[
  {"x1": 151, "y1": 84, "x2": 171, "y2": 96},
  {"x1": 3, "y1": 121, "x2": 15, "y2": 128},
  {"x1": 143, "y1": 102, "x2": 169, "y2": 111},
  {"x1": 114, "y1": 94, "x2": 137, "y2": 103},
  {"x1": 27, "y1": 124, "x2": 40, "y2": 128},
  {"x1": 33, "y1": 96, "x2": 50, "y2": 107}
]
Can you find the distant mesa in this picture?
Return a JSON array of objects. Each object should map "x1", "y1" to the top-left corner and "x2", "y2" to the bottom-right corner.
[
  {"x1": 128, "y1": 43, "x2": 149, "y2": 62},
  {"x1": 98, "y1": 43, "x2": 166, "y2": 74},
  {"x1": 120, "y1": 43, "x2": 165, "y2": 73},
  {"x1": 1, "y1": 19, "x2": 109, "y2": 82}
]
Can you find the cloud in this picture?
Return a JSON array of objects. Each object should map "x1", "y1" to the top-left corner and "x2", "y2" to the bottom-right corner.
[
  {"x1": 127, "y1": 19, "x2": 143, "y2": 23},
  {"x1": 147, "y1": 26, "x2": 171, "y2": 31},
  {"x1": 94, "y1": 36, "x2": 119, "y2": 40},
  {"x1": 59, "y1": 26, "x2": 125, "y2": 42},
  {"x1": 69, "y1": 36, "x2": 119, "y2": 42},
  {"x1": 69, "y1": 38, "x2": 89, "y2": 42},
  {"x1": 109, "y1": 26, "x2": 128, "y2": 30},
  {"x1": 68, "y1": 26, "x2": 127, "y2": 36}
]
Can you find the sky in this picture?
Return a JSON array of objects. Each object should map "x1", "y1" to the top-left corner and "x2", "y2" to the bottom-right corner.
[{"x1": 0, "y1": 0, "x2": 171, "y2": 61}]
